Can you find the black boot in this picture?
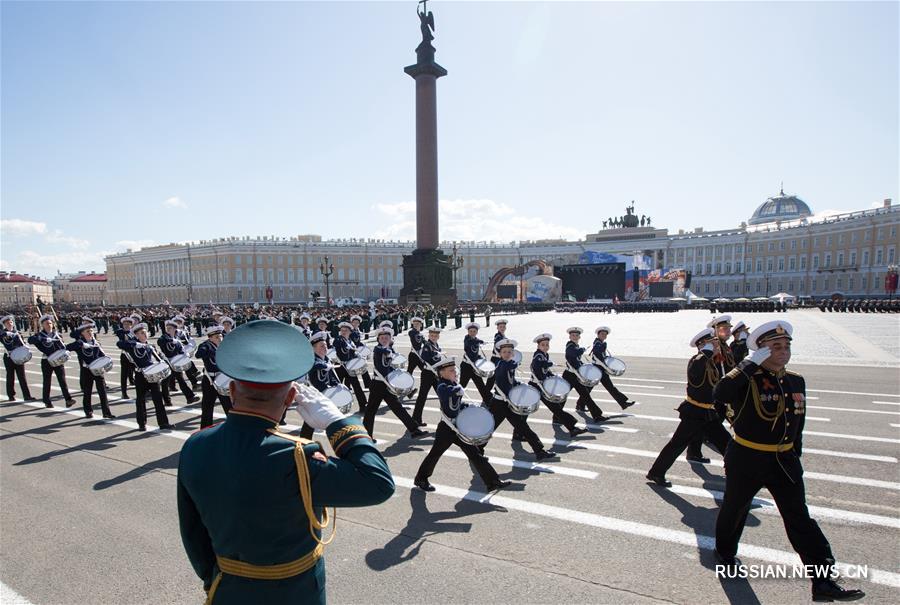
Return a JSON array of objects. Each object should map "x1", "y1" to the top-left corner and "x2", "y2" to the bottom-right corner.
[{"x1": 811, "y1": 578, "x2": 865, "y2": 602}]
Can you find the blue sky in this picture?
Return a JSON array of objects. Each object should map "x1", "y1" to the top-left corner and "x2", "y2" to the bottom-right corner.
[{"x1": 2, "y1": 0, "x2": 897, "y2": 278}]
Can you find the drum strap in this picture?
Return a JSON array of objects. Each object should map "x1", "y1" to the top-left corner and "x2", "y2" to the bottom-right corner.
[{"x1": 491, "y1": 387, "x2": 509, "y2": 402}]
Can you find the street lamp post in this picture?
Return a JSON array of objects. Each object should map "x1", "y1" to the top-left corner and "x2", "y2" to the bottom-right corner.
[
  {"x1": 319, "y1": 256, "x2": 334, "y2": 307},
  {"x1": 449, "y1": 243, "x2": 464, "y2": 291},
  {"x1": 13, "y1": 285, "x2": 20, "y2": 309}
]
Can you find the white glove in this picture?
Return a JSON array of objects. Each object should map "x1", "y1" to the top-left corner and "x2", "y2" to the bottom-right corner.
[
  {"x1": 293, "y1": 382, "x2": 346, "y2": 430},
  {"x1": 82, "y1": 342, "x2": 95, "y2": 349},
  {"x1": 749, "y1": 346, "x2": 771, "y2": 365},
  {"x1": 453, "y1": 384, "x2": 465, "y2": 395}
]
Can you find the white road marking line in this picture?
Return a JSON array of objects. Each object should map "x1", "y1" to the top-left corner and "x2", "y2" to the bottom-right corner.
[
  {"x1": 0, "y1": 581, "x2": 36, "y2": 605},
  {"x1": 419, "y1": 405, "x2": 640, "y2": 433},
  {"x1": 442, "y1": 449, "x2": 599, "y2": 479},
  {"x1": 800, "y1": 448, "x2": 897, "y2": 463},
  {"x1": 811, "y1": 389, "x2": 899, "y2": 398},
  {"x1": 873, "y1": 401, "x2": 900, "y2": 406},
  {"x1": 803, "y1": 430, "x2": 900, "y2": 444},
  {"x1": 666, "y1": 484, "x2": 900, "y2": 529},
  {"x1": 810, "y1": 405, "x2": 900, "y2": 416},
  {"x1": 890, "y1": 424, "x2": 900, "y2": 429},
  {"x1": 390, "y1": 477, "x2": 900, "y2": 589}
]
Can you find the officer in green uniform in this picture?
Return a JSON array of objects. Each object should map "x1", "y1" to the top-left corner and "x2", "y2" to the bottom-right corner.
[
  {"x1": 177, "y1": 320, "x2": 395, "y2": 604},
  {"x1": 713, "y1": 320, "x2": 864, "y2": 603}
]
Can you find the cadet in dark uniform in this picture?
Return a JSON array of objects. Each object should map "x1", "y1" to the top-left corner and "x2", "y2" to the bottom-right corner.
[
  {"x1": 485, "y1": 319, "x2": 509, "y2": 392},
  {"x1": 178, "y1": 319, "x2": 395, "y2": 605},
  {"x1": 159, "y1": 320, "x2": 199, "y2": 403},
  {"x1": 333, "y1": 322, "x2": 367, "y2": 414},
  {"x1": 406, "y1": 316, "x2": 426, "y2": 378},
  {"x1": 173, "y1": 316, "x2": 201, "y2": 389},
  {"x1": 590, "y1": 326, "x2": 636, "y2": 410},
  {"x1": 118, "y1": 323, "x2": 174, "y2": 431},
  {"x1": 530, "y1": 333, "x2": 585, "y2": 437},
  {"x1": 349, "y1": 315, "x2": 372, "y2": 389},
  {"x1": 297, "y1": 313, "x2": 313, "y2": 338},
  {"x1": 195, "y1": 325, "x2": 232, "y2": 428},
  {"x1": 729, "y1": 320, "x2": 750, "y2": 363},
  {"x1": 713, "y1": 321, "x2": 864, "y2": 603},
  {"x1": 27, "y1": 314, "x2": 76, "y2": 407},
  {"x1": 1, "y1": 314, "x2": 34, "y2": 401},
  {"x1": 306, "y1": 331, "x2": 341, "y2": 439},
  {"x1": 561, "y1": 327, "x2": 607, "y2": 422},
  {"x1": 414, "y1": 356, "x2": 511, "y2": 493},
  {"x1": 490, "y1": 338, "x2": 558, "y2": 461},
  {"x1": 412, "y1": 326, "x2": 443, "y2": 425},
  {"x1": 459, "y1": 322, "x2": 493, "y2": 403},
  {"x1": 114, "y1": 316, "x2": 137, "y2": 400},
  {"x1": 220, "y1": 316, "x2": 235, "y2": 335},
  {"x1": 67, "y1": 321, "x2": 114, "y2": 419},
  {"x1": 646, "y1": 328, "x2": 732, "y2": 487},
  {"x1": 363, "y1": 327, "x2": 429, "y2": 440}
]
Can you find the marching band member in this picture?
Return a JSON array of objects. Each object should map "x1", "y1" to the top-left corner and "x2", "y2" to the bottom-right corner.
[
  {"x1": 406, "y1": 316, "x2": 426, "y2": 377},
  {"x1": 118, "y1": 323, "x2": 175, "y2": 431},
  {"x1": 27, "y1": 314, "x2": 76, "y2": 408},
  {"x1": 304, "y1": 331, "x2": 342, "y2": 439},
  {"x1": 114, "y1": 316, "x2": 137, "y2": 400},
  {"x1": 349, "y1": 315, "x2": 372, "y2": 389},
  {"x1": 66, "y1": 321, "x2": 114, "y2": 419},
  {"x1": 729, "y1": 320, "x2": 750, "y2": 363},
  {"x1": 362, "y1": 327, "x2": 428, "y2": 440},
  {"x1": 297, "y1": 313, "x2": 313, "y2": 338},
  {"x1": 530, "y1": 333, "x2": 585, "y2": 437},
  {"x1": 490, "y1": 338, "x2": 558, "y2": 461},
  {"x1": 219, "y1": 316, "x2": 235, "y2": 335},
  {"x1": 195, "y1": 325, "x2": 231, "y2": 428},
  {"x1": 591, "y1": 327, "x2": 636, "y2": 409},
  {"x1": 646, "y1": 328, "x2": 732, "y2": 487},
  {"x1": 485, "y1": 319, "x2": 509, "y2": 392},
  {"x1": 334, "y1": 322, "x2": 367, "y2": 414},
  {"x1": 713, "y1": 321, "x2": 864, "y2": 602},
  {"x1": 2, "y1": 314, "x2": 35, "y2": 401},
  {"x1": 414, "y1": 356, "x2": 510, "y2": 493},
  {"x1": 561, "y1": 327, "x2": 607, "y2": 422},
  {"x1": 159, "y1": 320, "x2": 200, "y2": 403},
  {"x1": 173, "y1": 315, "x2": 201, "y2": 389},
  {"x1": 315, "y1": 317, "x2": 332, "y2": 347},
  {"x1": 412, "y1": 326, "x2": 443, "y2": 425},
  {"x1": 459, "y1": 322, "x2": 493, "y2": 403}
]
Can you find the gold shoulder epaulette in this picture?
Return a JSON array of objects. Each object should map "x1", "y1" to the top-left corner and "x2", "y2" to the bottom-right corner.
[
  {"x1": 784, "y1": 369, "x2": 803, "y2": 377},
  {"x1": 266, "y1": 428, "x2": 314, "y2": 445},
  {"x1": 725, "y1": 368, "x2": 742, "y2": 379}
]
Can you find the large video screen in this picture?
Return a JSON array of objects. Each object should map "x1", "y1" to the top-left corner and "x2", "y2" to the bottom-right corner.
[
  {"x1": 648, "y1": 281, "x2": 675, "y2": 298},
  {"x1": 496, "y1": 285, "x2": 518, "y2": 300},
  {"x1": 557, "y1": 263, "x2": 626, "y2": 300}
]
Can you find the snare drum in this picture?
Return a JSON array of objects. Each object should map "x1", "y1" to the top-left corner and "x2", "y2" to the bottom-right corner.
[
  {"x1": 344, "y1": 357, "x2": 367, "y2": 377},
  {"x1": 386, "y1": 370, "x2": 415, "y2": 397},
  {"x1": 598, "y1": 356, "x2": 627, "y2": 377},
  {"x1": 9, "y1": 346, "x2": 32, "y2": 365},
  {"x1": 182, "y1": 343, "x2": 196, "y2": 358},
  {"x1": 323, "y1": 385, "x2": 354, "y2": 414},
  {"x1": 88, "y1": 356, "x2": 114, "y2": 376},
  {"x1": 47, "y1": 349, "x2": 70, "y2": 368},
  {"x1": 356, "y1": 345, "x2": 372, "y2": 359},
  {"x1": 168, "y1": 353, "x2": 193, "y2": 372},
  {"x1": 473, "y1": 358, "x2": 495, "y2": 378},
  {"x1": 454, "y1": 406, "x2": 494, "y2": 446},
  {"x1": 576, "y1": 364, "x2": 603, "y2": 387},
  {"x1": 389, "y1": 354, "x2": 407, "y2": 370},
  {"x1": 507, "y1": 383, "x2": 541, "y2": 415},
  {"x1": 326, "y1": 348, "x2": 339, "y2": 363},
  {"x1": 213, "y1": 373, "x2": 233, "y2": 397},
  {"x1": 512, "y1": 350, "x2": 523, "y2": 365},
  {"x1": 143, "y1": 361, "x2": 172, "y2": 384},
  {"x1": 541, "y1": 375, "x2": 572, "y2": 404}
]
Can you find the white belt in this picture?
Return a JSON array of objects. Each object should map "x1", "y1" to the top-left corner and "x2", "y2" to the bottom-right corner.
[{"x1": 492, "y1": 387, "x2": 509, "y2": 402}]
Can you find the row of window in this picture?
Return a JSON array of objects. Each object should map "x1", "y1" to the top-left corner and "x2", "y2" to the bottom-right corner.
[
  {"x1": 694, "y1": 274, "x2": 870, "y2": 295},
  {"x1": 690, "y1": 247, "x2": 896, "y2": 276}
]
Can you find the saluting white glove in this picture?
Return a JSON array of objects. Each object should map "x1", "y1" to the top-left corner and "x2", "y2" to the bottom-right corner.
[
  {"x1": 749, "y1": 346, "x2": 771, "y2": 365},
  {"x1": 293, "y1": 382, "x2": 346, "y2": 430},
  {"x1": 453, "y1": 384, "x2": 465, "y2": 396}
]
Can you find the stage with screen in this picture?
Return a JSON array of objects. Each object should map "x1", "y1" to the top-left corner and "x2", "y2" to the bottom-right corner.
[
  {"x1": 557, "y1": 263, "x2": 626, "y2": 300},
  {"x1": 648, "y1": 281, "x2": 675, "y2": 298}
]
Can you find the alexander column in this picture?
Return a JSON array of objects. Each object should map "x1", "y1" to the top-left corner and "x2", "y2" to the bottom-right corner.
[{"x1": 400, "y1": 0, "x2": 456, "y2": 306}]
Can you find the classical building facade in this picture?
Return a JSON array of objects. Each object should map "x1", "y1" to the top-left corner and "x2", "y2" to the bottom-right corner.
[
  {"x1": 0, "y1": 272, "x2": 54, "y2": 306},
  {"x1": 52, "y1": 272, "x2": 108, "y2": 305},
  {"x1": 103, "y1": 194, "x2": 899, "y2": 306}
]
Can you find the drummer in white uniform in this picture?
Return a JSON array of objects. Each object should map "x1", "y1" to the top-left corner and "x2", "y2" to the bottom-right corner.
[
  {"x1": 414, "y1": 356, "x2": 511, "y2": 493},
  {"x1": 591, "y1": 327, "x2": 636, "y2": 410}
]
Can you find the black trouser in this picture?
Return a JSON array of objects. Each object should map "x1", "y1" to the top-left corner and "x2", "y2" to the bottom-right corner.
[
  {"x1": 4, "y1": 354, "x2": 32, "y2": 399},
  {"x1": 715, "y1": 444, "x2": 834, "y2": 574},
  {"x1": 184, "y1": 362, "x2": 200, "y2": 388},
  {"x1": 361, "y1": 370, "x2": 371, "y2": 389},
  {"x1": 529, "y1": 381, "x2": 578, "y2": 431},
  {"x1": 413, "y1": 368, "x2": 438, "y2": 422},
  {"x1": 596, "y1": 367, "x2": 629, "y2": 406},
  {"x1": 488, "y1": 396, "x2": 545, "y2": 455},
  {"x1": 485, "y1": 356, "x2": 500, "y2": 393},
  {"x1": 199, "y1": 375, "x2": 232, "y2": 428},
  {"x1": 407, "y1": 351, "x2": 424, "y2": 376},
  {"x1": 135, "y1": 372, "x2": 170, "y2": 428},
  {"x1": 119, "y1": 353, "x2": 135, "y2": 398},
  {"x1": 337, "y1": 366, "x2": 368, "y2": 413},
  {"x1": 648, "y1": 404, "x2": 731, "y2": 477},
  {"x1": 686, "y1": 435, "x2": 705, "y2": 458},
  {"x1": 459, "y1": 361, "x2": 492, "y2": 403},
  {"x1": 40, "y1": 358, "x2": 72, "y2": 404},
  {"x1": 416, "y1": 421, "x2": 500, "y2": 487},
  {"x1": 79, "y1": 366, "x2": 110, "y2": 416},
  {"x1": 363, "y1": 380, "x2": 419, "y2": 436},
  {"x1": 167, "y1": 369, "x2": 195, "y2": 400},
  {"x1": 562, "y1": 370, "x2": 604, "y2": 418}
]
